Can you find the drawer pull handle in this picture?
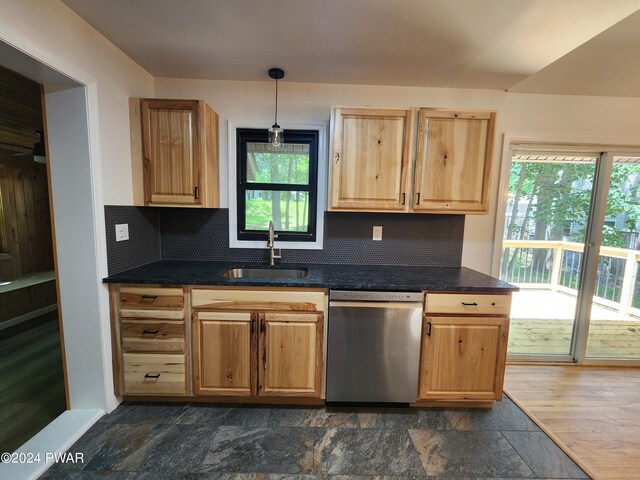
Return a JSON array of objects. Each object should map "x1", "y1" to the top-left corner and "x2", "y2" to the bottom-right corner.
[
  {"x1": 461, "y1": 302, "x2": 478, "y2": 306},
  {"x1": 143, "y1": 329, "x2": 160, "y2": 335},
  {"x1": 141, "y1": 295, "x2": 158, "y2": 301},
  {"x1": 144, "y1": 373, "x2": 160, "y2": 379}
]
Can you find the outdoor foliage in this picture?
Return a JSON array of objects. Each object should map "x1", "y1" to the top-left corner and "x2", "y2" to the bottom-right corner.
[
  {"x1": 502, "y1": 160, "x2": 640, "y2": 287},
  {"x1": 246, "y1": 151, "x2": 310, "y2": 231},
  {"x1": 505, "y1": 161, "x2": 640, "y2": 245}
]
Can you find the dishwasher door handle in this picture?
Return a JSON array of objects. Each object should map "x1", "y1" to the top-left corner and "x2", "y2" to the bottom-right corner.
[{"x1": 329, "y1": 301, "x2": 423, "y2": 309}]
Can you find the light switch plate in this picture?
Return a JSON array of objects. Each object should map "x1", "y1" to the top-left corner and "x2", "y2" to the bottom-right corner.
[
  {"x1": 372, "y1": 225, "x2": 383, "y2": 241},
  {"x1": 115, "y1": 223, "x2": 129, "y2": 242}
]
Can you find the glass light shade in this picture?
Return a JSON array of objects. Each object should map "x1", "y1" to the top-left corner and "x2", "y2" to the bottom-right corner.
[{"x1": 268, "y1": 124, "x2": 284, "y2": 147}]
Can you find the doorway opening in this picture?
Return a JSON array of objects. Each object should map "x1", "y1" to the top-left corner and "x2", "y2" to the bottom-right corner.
[{"x1": 0, "y1": 65, "x2": 66, "y2": 453}]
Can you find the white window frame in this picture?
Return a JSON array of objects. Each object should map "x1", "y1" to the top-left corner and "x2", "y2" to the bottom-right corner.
[{"x1": 228, "y1": 121, "x2": 327, "y2": 249}]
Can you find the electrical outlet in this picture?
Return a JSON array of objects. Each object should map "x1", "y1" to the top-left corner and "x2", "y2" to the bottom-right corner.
[
  {"x1": 372, "y1": 225, "x2": 383, "y2": 241},
  {"x1": 115, "y1": 224, "x2": 129, "y2": 242}
]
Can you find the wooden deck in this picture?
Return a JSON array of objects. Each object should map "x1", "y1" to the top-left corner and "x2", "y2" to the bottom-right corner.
[
  {"x1": 505, "y1": 365, "x2": 640, "y2": 480},
  {"x1": 509, "y1": 290, "x2": 640, "y2": 358}
]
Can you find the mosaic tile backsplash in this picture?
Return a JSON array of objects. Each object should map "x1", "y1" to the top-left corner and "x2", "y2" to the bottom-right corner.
[
  {"x1": 105, "y1": 207, "x2": 464, "y2": 275},
  {"x1": 104, "y1": 206, "x2": 161, "y2": 275}
]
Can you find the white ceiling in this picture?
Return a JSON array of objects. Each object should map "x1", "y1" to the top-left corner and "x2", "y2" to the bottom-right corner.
[
  {"x1": 510, "y1": 9, "x2": 640, "y2": 96},
  {"x1": 61, "y1": 0, "x2": 640, "y2": 95}
]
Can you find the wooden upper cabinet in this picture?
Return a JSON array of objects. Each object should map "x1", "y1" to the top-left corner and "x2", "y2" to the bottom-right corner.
[
  {"x1": 413, "y1": 109, "x2": 495, "y2": 214},
  {"x1": 135, "y1": 98, "x2": 219, "y2": 208},
  {"x1": 329, "y1": 108, "x2": 415, "y2": 211}
]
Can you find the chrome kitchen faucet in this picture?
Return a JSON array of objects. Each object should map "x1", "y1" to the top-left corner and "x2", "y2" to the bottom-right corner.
[{"x1": 267, "y1": 221, "x2": 282, "y2": 266}]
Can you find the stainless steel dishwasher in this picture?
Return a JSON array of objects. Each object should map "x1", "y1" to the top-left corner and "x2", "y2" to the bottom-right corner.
[{"x1": 326, "y1": 290, "x2": 423, "y2": 403}]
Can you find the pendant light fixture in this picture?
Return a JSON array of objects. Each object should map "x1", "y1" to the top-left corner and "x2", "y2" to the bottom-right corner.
[{"x1": 267, "y1": 67, "x2": 285, "y2": 148}]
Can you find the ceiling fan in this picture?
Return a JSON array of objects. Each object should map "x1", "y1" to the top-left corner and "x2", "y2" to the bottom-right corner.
[{"x1": 11, "y1": 129, "x2": 46, "y2": 164}]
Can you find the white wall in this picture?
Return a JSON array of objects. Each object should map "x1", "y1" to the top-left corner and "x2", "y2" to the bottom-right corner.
[
  {"x1": 45, "y1": 84, "x2": 107, "y2": 409},
  {"x1": 154, "y1": 78, "x2": 640, "y2": 273},
  {"x1": 0, "y1": 0, "x2": 154, "y2": 414}
]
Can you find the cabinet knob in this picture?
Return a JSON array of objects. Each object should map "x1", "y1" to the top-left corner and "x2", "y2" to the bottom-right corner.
[{"x1": 334, "y1": 153, "x2": 340, "y2": 162}]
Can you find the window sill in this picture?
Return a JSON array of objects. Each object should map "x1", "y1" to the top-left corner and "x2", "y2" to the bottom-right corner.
[{"x1": 229, "y1": 238, "x2": 323, "y2": 250}]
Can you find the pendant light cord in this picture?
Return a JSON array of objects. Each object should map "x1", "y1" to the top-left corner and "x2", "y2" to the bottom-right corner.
[{"x1": 274, "y1": 77, "x2": 279, "y2": 126}]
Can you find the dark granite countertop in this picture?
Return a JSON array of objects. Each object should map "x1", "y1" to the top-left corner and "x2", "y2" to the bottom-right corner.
[{"x1": 103, "y1": 260, "x2": 517, "y2": 292}]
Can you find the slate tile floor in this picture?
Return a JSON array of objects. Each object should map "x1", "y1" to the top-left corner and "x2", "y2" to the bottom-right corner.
[{"x1": 40, "y1": 398, "x2": 589, "y2": 480}]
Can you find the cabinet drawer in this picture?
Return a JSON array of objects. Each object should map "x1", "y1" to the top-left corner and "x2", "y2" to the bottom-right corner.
[
  {"x1": 121, "y1": 320, "x2": 185, "y2": 353},
  {"x1": 123, "y1": 353, "x2": 186, "y2": 395},
  {"x1": 192, "y1": 288, "x2": 326, "y2": 312},
  {"x1": 120, "y1": 309, "x2": 185, "y2": 320},
  {"x1": 425, "y1": 293, "x2": 511, "y2": 315},
  {"x1": 120, "y1": 287, "x2": 184, "y2": 310}
]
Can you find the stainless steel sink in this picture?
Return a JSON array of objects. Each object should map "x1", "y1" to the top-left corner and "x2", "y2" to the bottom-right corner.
[{"x1": 222, "y1": 268, "x2": 308, "y2": 279}]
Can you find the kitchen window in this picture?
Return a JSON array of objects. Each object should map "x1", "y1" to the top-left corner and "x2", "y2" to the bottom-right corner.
[{"x1": 235, "y1": 128, "x2": 319, "y2": 242}]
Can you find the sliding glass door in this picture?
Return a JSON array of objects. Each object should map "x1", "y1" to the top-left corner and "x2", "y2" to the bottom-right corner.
[
  {"x1": 584, "y1": 157, "x2": 640, "y2": 360},
  {"x1": 500, "y1": 152, "x2": 598, "y2": 359},
  {"x1": 500, "y1": 148, "x2": 640, "y2": 363}
]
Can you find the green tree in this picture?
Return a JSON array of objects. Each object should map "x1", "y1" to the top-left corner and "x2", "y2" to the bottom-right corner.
[{"x1": 502, "y1": 161, "x2": 640, "y2": 281}]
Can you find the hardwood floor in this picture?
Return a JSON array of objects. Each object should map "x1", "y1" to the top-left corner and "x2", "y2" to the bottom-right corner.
[
  {"x1": 0, "y1": 316, "x2": 66, "y2": 453},
  {"x1": 505, "y1": 365, "x2": 640, "y2": 480}
]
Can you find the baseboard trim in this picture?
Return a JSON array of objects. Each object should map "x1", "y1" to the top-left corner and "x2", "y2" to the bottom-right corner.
[{"x1": 0, "y1": 408, "x2": 104, "y2": 480}]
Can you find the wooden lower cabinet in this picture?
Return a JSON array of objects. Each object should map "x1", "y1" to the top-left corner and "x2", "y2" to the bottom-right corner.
[
  {"x1": 193, "y1": 310, "x2": 324, "y2": 399},
  {"x1": 191, "y1": 287, "x2": 326, "y2": 401},
  {"x1": 259, "y1": 312, "x2": 323, "y2": 397},
  {"x1": 110, "y1": 285, "x2": 511, "y2": 408},
  {"x1": 110, "y1": 284, "x2": 191, "y2": 397},
  {"x1": 418, "y1": 316, "x2": 509, "y2": 402},
  {"x1": 194, "y1": 311, "x2": 256, "y2": 396}
]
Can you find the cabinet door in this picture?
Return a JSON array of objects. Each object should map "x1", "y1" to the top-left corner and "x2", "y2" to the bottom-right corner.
[
  {"x1": 259, "y1": 312, "x2": 323, "y2": 397},
  {"x1": 330, "y1": 108, "x2": 414, "y2": 211},
  {"x1": 141, "y1": 99, "x2": 201, "y2": 206},
  {"x1": 194, "y1": 311, "x2": 256, "y2": 396},
  {"x1": 413, "y1": 109, "x2": 495, "y2": 213},
  {"x1": 418, "y1": 316, "x2": 508, "y2": 401}
]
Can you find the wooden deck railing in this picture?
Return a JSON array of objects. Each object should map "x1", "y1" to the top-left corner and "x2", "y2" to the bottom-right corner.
[{"x1": 501, "y1": 239, "x2": 640, "y2": 316}]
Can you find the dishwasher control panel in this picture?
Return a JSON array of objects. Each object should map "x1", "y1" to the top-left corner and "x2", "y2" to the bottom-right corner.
[{"x1": 329, "y1": 290, "x2": 423, "y2": 302}]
